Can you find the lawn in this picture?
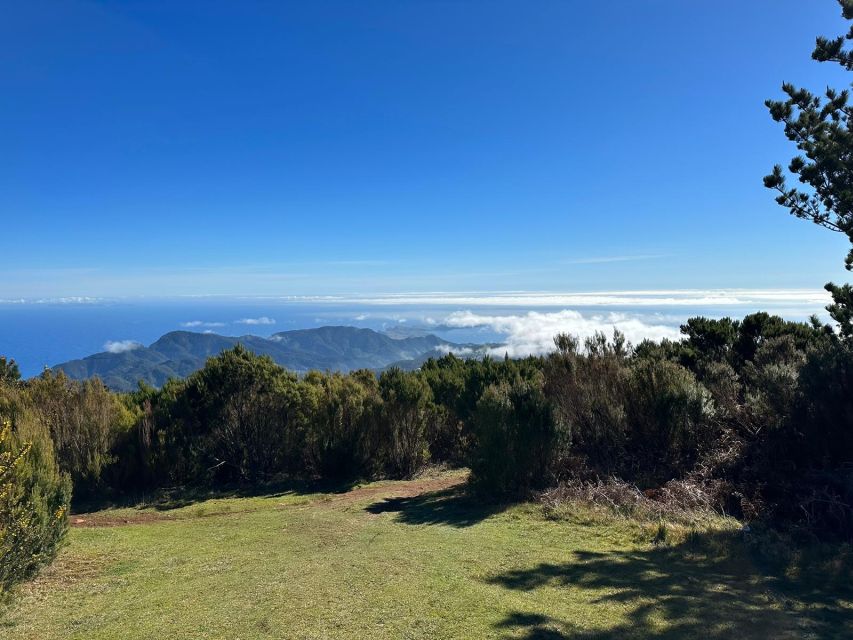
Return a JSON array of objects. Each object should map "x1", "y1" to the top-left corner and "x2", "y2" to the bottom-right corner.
[{"x1": 2, "y1": 470, "x2": 851, "y2": 639}]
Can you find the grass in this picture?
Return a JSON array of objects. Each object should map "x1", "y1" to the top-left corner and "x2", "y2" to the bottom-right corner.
[{"x1": 2, "y1": 469, "x2": 851, "y2": 639}]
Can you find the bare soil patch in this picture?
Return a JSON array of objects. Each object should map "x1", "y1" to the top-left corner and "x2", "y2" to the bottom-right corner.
[{"x1": 70, "y1": 473, "x2": 467, "y2": 528}]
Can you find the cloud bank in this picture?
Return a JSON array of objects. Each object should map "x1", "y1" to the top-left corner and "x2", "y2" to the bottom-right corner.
[
  {"x1": 278, "y1": 289, "x2": 830, "y2": 308},
  {"x1": 181, "y1": 320, "x2": 226, "y2": 328},
  {"x1": 103, "y1": 340, "x2": 143, "y2": 354},
  {"x1": 236, "y1": 316, "x2": 276, "y2": 326},
  {"x1": 443, "y1": 310, "x2": 682, "y2": 358},
  {"x1": 0, "y1": 296, "x2": 104, "y2": 305}
]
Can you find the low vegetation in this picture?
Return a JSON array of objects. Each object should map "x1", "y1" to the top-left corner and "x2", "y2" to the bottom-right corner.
[{"x1": 0, "y1": 392, "x2": 71, "y2": 597}]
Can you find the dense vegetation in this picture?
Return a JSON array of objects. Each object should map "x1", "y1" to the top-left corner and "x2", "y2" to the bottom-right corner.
[{"x1": 3, "y1": 308, "x2": 852, "y2": 549}]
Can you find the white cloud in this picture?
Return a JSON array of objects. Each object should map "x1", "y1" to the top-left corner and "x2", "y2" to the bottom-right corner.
[
  {"x1": 277, "y1": 289, "x2": 831, "y2": 308},
  {"x1": 42, "y1": 296, "x2": 102, "y2": 304},
  {"x1": 103, "y1": 340, "x2": 143, "y2": 354},
  {"x1": 236, "y1": 316, "x2": 276, "y2": 326},
  {"x1": 0, "y1": 296, "x2": 105, "y2": 305},
  {"x1": 181, "y1": 320, "x2": 226, "y2": 328},
  {"x1": 443, "y1": 309, "x2": 682, "y2": 358},
  {"x1": 434, "y1": 344, "x2": 476, "y2": 356},
  {"x1": 353, "y1": 314, "x2": 369, "y2": 321}
]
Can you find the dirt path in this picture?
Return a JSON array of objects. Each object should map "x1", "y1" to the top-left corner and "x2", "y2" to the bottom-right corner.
[
  {"x1": 70, "y1": 472, "x2": 467, "y2": 528},
  {"x1": 318, "y1": 473, "x2": 466, "y2": 507}
]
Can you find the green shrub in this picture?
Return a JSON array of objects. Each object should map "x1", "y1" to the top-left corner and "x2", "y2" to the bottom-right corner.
[
  {"x1": 301, "y1": 370, "x2": 379, "y2": 479},
  {"x1": 28, "y1": 371, "x2": 133, "y2": 496},
  {"x1": 545, "y1": 332, "x2": 629, "y2": 475},
  {"x1": 623, "y1": 359, "x2": 714, "y2": 486},
  {"x1": 470, "y1": 374, "x2": 559, "y2": 497},
  {"x1": 0, "y1": 410, "x2": 71, "y2": 596},
  {"x1": 175, "y1": 346, "x2": 303, "y2": 484},
  {"x1": 377, "y1": 368, "x2": 433, "y2": 478}
]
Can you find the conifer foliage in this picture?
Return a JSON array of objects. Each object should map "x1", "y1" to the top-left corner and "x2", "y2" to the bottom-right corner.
[{"x1": 765, "y1": 0, "x2": 853, "y2": 335}]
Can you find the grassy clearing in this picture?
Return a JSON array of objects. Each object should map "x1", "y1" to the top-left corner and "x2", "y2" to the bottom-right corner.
[{"x1": 2, "y1": 470, "x2": 851, "y2": 639}]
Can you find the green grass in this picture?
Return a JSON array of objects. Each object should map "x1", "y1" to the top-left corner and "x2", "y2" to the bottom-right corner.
[{"x1": 2, "y1": 470, "x2": 851, "y2": 639}]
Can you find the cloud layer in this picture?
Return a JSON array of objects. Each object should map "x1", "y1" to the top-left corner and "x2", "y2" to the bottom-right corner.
[
  {"x1": 103, "y1": 340, "x2": 143, "y2": 354},
  {"x1": 236, "y1": 316, "x2": 276, "y2": 326},
  {"x1": 279, "y1": 289, "x2": 831, "y2": 308},
  {"x1": 444, "y1": 310, "x2": 682, "y2": 358}
]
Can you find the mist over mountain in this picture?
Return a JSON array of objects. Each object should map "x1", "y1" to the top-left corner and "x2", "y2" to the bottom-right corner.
[{"x1": 53, "y1": 326, "x2": 479, "y2": 391}]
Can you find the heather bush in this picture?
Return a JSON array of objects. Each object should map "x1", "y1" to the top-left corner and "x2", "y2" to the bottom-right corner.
[
  {"x1": 377, "y1": 368, "x2": 434, "y2": 478},
  {"x1": 0, "y1": 387, "x2": 70, "y2": 596},
  {"x1": 470, "y1": 374, "x2": 559, "y2": 497}
]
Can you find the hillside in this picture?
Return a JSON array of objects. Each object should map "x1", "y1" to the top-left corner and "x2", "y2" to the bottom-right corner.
[{"x1": 53, "y1": 326, "x2": 470, "y2": 391}]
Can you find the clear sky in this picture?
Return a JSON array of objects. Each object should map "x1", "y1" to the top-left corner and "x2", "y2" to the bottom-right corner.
[{"x1": 2, "y1": 0, "x2": 852, "y2": 299}]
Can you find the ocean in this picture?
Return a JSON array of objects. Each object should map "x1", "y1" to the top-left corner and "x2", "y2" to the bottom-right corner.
[{"x1": 0, "y1": 291, "x2": 832, "y2": 377}]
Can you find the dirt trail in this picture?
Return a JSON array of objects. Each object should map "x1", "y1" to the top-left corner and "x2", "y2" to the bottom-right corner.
[
  {"x1": 70, "y1": 472, "x2": 467, "y2": 528},
  {"x1": 318, "y1": 473, "x2": 466, "y2": 506}
]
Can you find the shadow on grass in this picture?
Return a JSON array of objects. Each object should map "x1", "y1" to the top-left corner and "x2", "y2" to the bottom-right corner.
[
  {"x1": 72, "y1": 476, "x2": 361, "y2": 515},
  {"x1": 364, "y1": 485, "x2": 510, "y2": 527},
  {"x1": 495, "y1": 612, "x2": 570, "y2": 639},
  {"x1": 487, "y1": 532, "x2": 853, "y2": 639}
]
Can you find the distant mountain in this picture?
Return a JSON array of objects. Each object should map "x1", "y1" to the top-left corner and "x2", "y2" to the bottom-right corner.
[{"x1": 53, "y1": 326, "x2": 474, "y2": 391}]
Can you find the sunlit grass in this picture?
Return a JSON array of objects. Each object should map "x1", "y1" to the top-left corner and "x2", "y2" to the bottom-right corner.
[{"x1": 2, "y1": 471, "x2": 850, "y2": 639}]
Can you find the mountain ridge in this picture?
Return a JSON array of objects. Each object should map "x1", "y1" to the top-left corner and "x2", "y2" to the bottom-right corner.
[{"x1": 53, "y1": 326, "x2": 471, "y2": 391}]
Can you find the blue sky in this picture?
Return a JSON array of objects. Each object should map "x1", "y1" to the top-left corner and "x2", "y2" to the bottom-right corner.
[{"x1": 2, "y1": 0, "x2": 852, "y2": 298}]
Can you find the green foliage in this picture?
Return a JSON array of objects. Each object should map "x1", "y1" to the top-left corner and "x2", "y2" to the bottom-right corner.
[
  {"x1": 27, "y1": 371, "x2": 132, "y2": 496},
  {"x1": 546, "y1": 332, "x2": 630, "y2": 474},
  {"x1": 0, "y1": 357, "x2": 20, "y2": 386},
  {"x1": 765, "y1": 0, "x2": 853, "y2": 339},
  {"x1": 826, "y1": 282, "x2": 853, "y2": 339},
  {"x1": 470, "y1": 373, "x2": 558, "y2": 497},
  {"x1": 0, "y1": 389, "x2": 71, "y2": 596},
  {"x1": 787, "y1": 339, "x2": 853, "y2": 471},
  {"x1": 622, "y1": 359, "x2": 713, "y2": 486},
  {"x1": 545, "y1": 332, "x2": 715, "y2": 487},
  {"x1": 377, "y1": 368, "x2": 434, "y2": 478},
  {"x1": 763, "y1": 0, "x2": 853, "y2": 270},
  {"x1": 155, "y1": 346, "x2": 303, "y2": 484},
  {"x1": 419, "y1": 354, "x2": 472, "y2": 464},
  {"x1": 302, "y1": 369, "x2": 379, "y2": 479}
]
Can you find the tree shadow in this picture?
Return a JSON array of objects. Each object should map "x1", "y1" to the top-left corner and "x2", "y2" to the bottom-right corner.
[
  {"x1": 72, "y1": 476, "x2": 361, "y2": 515},
  {"x1": 364, "y1": 485, "x2": 510, "y2": 527},
  {"x1": 487, "y1": 532, "x2": 853, "y2": 639},
  {"x1": 495, "y1": 612, "x2": 571, "y2": 639}
]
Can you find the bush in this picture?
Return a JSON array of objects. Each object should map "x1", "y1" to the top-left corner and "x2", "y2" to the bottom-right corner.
[
  {"x1": 168, "y1": 346, "x2": 303, "y2": 484},
  {"x1": 0, "y1": 400, "x2": 71, "y2": 596},
  {"x1": 623, "y1": 359, "x2": 714, "y2": 486},
  {"x1": 419, "y1": 355, "x2": 473, "y2": 464},
  {"x1": 377, "y1": 368, "x2": 433, "y2": 478},
  {"x1": 545, "y1": 332, "x2": 630, "y2": 475},
  {"x1": 545, "y1": 334, "x2": 716, "y2": 487},
  {"x1": 27, "y1": 371, "x2": 133, "y2": 496},
  {"x1": 787, "y1": 339, "x2": 853, "y2": 471},
  {"x1": 470, "y1": 374, "x2": 559, "y2": 497},
  {"x1": 301, "y1": 370, "x2": 379, "y2": 479}
]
